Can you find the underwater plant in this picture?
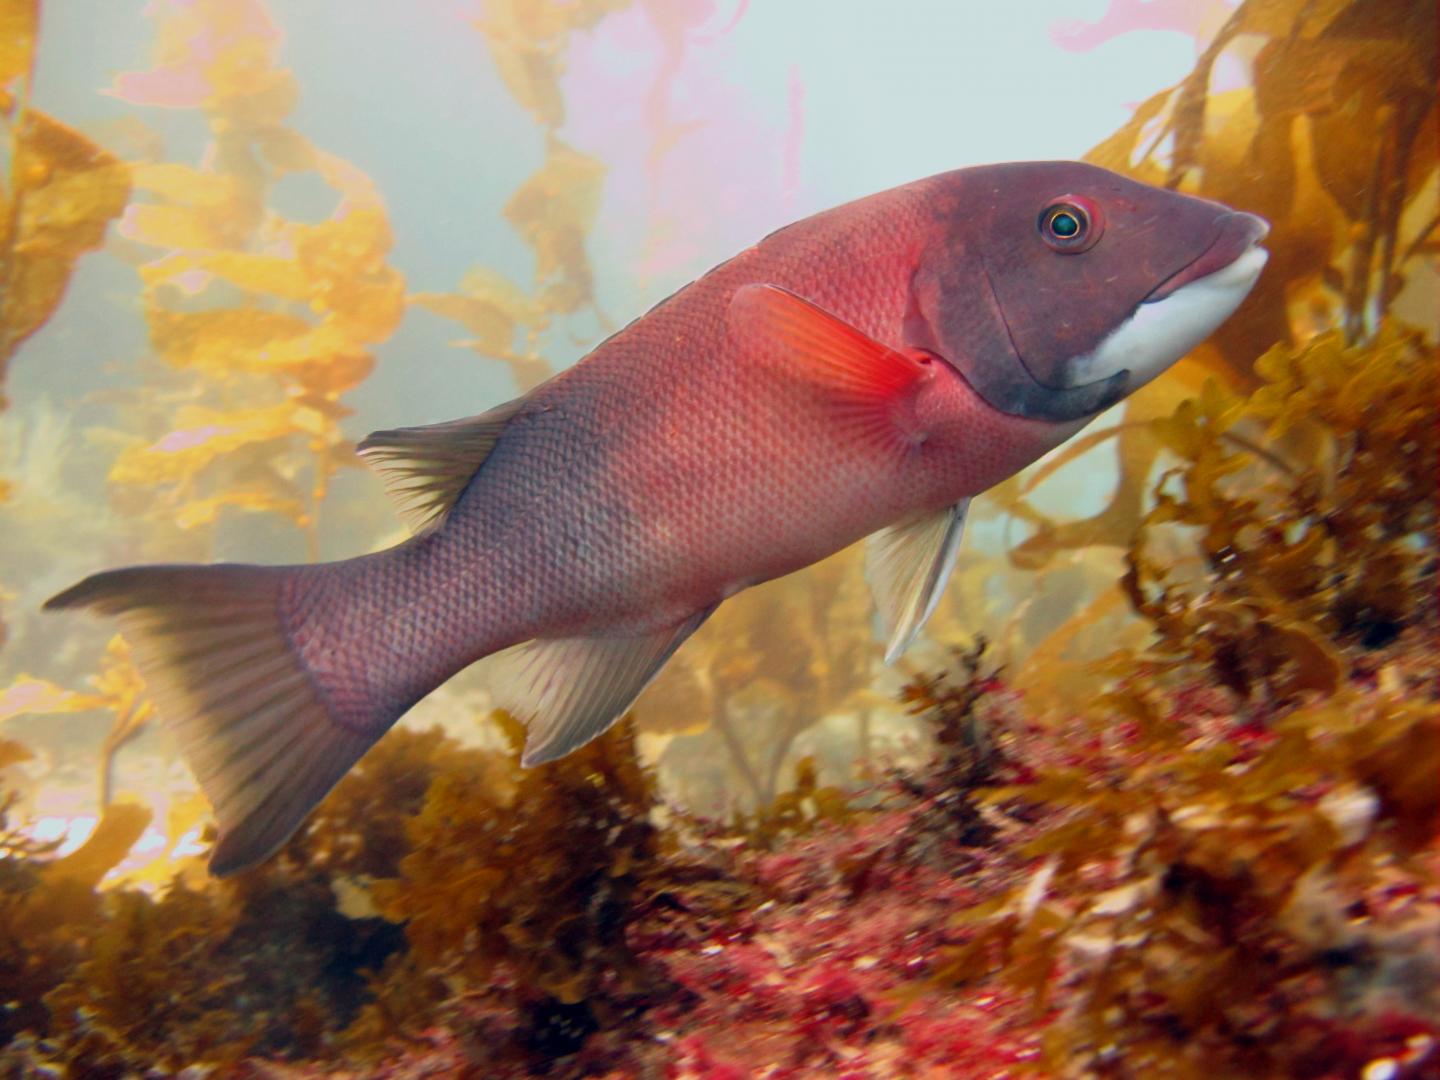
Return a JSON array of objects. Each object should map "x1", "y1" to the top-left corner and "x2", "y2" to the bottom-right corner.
[
  {"x1": 0, "y1": 635, "x2": 151, "y2": 809},
  {"x1": 365, "y1": 717, "x2": 667, "y2": 1059},
  {"x1": 938, "y1": 677, "x2": 1439, "y2": 1077},
  {"x1": 1, "y1": 0, "x2": 131, "y2": 657},
  {"x1": 1127, "y1": 326, "x2": 1437, "y2": 700},
  {"x1": 1001, "y1": 0, "x2": 1437, "y2": 570},
  {"x1": 104, "y1": 0, "x2": 404, "y2": 560},
  {"x1": 653, "y1": 550, "x2": 885, "y2": 813},
  {"x1": 0, "y1": 732, "x2": 151, "y2": 1051},
  {"x1": 0, "y1": 739, "x2": 460, "y2": 1067},
  {"x1": 0, "y1": 0, "x2": 131, "y2": 413},
  {"x1": 933, "y1": 325, "x2": 1439, "y2": 1078},
  {"x1": 413, "y1": 0, "x2": 624, "y2": 392}
]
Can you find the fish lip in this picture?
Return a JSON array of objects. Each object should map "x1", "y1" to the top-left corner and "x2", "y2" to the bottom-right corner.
[
  {"x1": 962, "y1": 210, "x2": 1270, "y2": 422},
  {"x1": 1141, "y1": 211, "x2": 1270, "y2": 305}
]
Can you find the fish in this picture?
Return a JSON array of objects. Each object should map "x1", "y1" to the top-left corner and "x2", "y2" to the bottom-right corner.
[{"x1": 47, "y1": 161, "x2": 1269, "y2": 875}]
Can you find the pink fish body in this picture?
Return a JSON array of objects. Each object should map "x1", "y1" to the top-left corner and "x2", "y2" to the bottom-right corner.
[{"x1": 49, "y1": 162, "x2": 1268, "y2": 874}]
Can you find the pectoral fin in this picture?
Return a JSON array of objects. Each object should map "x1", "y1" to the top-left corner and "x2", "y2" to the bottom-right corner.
[
  {"x1": 358, "y1": 397, "x2": 527, "y2": 534},
  {"x1": 728, "y1": 283, "x2": 933, "y2": 454},
  {"x1": 866, "y1": 499, "x2": 970, "y2": 663},
  {"x1": 493, "y1": 607, "x2": 716, "y2": 766}
]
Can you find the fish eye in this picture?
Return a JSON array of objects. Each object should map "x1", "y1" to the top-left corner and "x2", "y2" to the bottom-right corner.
[{"x1": 1039, "y1": 195, "x2": 1103, "y2": 253}]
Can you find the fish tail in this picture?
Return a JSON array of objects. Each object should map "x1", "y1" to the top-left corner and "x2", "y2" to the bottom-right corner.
[{"x1": 46, "y1": 562, "x2": 392, "y2": 876}]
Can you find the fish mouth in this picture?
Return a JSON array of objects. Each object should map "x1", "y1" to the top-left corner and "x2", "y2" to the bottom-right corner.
[
  {"x1": 1141, "y1": 211, "x2": 1270, "y2": 305},
  {"x1": 953, "y1": 210, "x2": 1271, "y2": 423}
]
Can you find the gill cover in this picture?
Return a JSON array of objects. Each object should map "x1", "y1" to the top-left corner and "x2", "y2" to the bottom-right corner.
[{"x1": 905, "y1": 162, "x2": 1268, "y2": 422}]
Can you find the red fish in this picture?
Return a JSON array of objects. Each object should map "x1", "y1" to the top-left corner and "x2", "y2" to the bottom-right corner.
[{"x1": 48, "y1": 161, "x2": 1268, "y2": 874}]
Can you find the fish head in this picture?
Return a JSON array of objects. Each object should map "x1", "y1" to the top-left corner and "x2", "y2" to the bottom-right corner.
[{"x1": 907, "y1": 161, "x2": 1269, "y2": 422}]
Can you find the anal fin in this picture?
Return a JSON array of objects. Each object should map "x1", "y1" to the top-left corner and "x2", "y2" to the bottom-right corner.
[
  {"x1": 866, "y1": 499, "x2": 970, "y2": 663},
  {"x1": 493, "y1": 608, "x2": 716, "y2": 766}
]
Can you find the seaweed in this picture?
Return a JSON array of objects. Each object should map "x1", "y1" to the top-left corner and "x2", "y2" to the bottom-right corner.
[
  {"x1": 936, "y1": 678, "x2": 1438, "y2": 1077},
  {"x1": 413, "y1": 0, "x2": 627, "y2": 392},
  {"x1": 34, "y1": 865, "x2": 401, "y2": 1069},
  {"x1": 0, "y1": 727, "x2": 475, "y2": 1066},
  {"x1": 652, "y1": 551, "x2": 883, "y2": 813},
  {"x1": 895, "y1": 638, "x2": 1014, "y2": 848},
  {"x1": 0, "y1": 0, "x2": 130, "y2": 670},
  {"x1": 72, "y1": 731, "x2": 514, "y2": 1063},
  {"x1": 932, "y1": 327, "x2": 1440, "y2": 1078},
  {"x1": 1, "y1": 0, "x2": 132, "y2": 412},
  {"x1": 0, "y1": 736, "x2": 147, "y2": 1050},
  {"x1": 729, "y1": 755, "x2": 853, "y2": 851},
  {"x1": 104, "y1": 0, "x2": 405, "y2": 560},
  {"x1": 999, "y1": 0, "x2": 1438, "y2": 570},
  {"x1": 284, "y1": 724, "x2": 500, "y2": 882},
  {"x1": 1126, "y1": 327, "x2": 1437, "y2": 701},
  {"x1": 362, "y1": 715, "x2": 669, "y2": 1060},
  {"x1": 0, "y1": 636, "x2": 156, "y2": 822}
]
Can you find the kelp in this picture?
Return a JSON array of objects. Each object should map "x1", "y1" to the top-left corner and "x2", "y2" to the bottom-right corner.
[
  {"x1": 38, "y1": 861, "x2": 405, "y2": 1069},
  {"x1": 0, "y1": 738, "x2": 47, "y2": 859},
  {"x1": 410, "y1": 1, "x2": 623, "y2": 393},
  {"x1": 1002, "y1": 0, "x2": 1437, "y2": 570},
  {"x1": 0, "y1": 0, "x2": 129, "y2": 655},
  {"x1": 474, "y1": 0, "x2": 629, "y2": 130},
  {"x1": 936, "y1": 678, "x2": 1438, "y2": 1078},
  {"x1": 1126, "y1": 327, "x2": 1437, "y2": 700},
  {"x1": 649, "y1": 547, "x2": 887, "y2": 815},
  {"x1": 0, "y1": 636, "x2": 153, "y2": 810},
  {"x1": 365, "y1": 715, "x2": 666, "y2": 1057},
  {"x1": 730, "y1": 755, "x2": 853, "y2": 851},
  {"x1": 0, "y1": 734, "x2": 147, "y2": 1048},
  {"x1": 104, "y1": 0, "x2": 405, "y2": 560},
  {"x1": 285, "y1": 724, "x2": 502, "y2": 882},
  {"x1": 0, "y1": 0, "x2": 132, "y2": 413},
  {"x1": 4, "y1": 0, "x2": 415, "y2": 801},
  {"x1": 1, "y1": 735, "x2": 467, "y2": 1066},
  {"x1": 932, "y1": 326, "x2": 1440, "y2": 1077}
]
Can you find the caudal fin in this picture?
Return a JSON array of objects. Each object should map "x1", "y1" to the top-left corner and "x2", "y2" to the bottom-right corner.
[{"x1": 46, "y1": 564, "x2": 387, "y2": 876}]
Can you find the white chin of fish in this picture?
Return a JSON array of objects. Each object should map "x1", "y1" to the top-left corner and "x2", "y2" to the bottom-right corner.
[{"x1": 1064, "y1": 245, "x2": 1269, "y2": 391}]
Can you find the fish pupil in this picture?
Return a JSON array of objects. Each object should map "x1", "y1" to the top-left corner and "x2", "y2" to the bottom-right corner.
[{"x1": 1051, "y1": 211, "x2": 1080, "y2": 237}]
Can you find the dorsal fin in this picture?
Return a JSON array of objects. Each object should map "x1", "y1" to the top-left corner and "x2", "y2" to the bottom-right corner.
[{"x1": 357, "y1": 398, "x2": 526, "y2": 533}]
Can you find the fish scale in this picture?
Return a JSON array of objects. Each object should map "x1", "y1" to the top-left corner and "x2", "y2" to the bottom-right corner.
[
  {"x1": 288, "y1": 179, "x2": 948, "y2": 711},
  {"x1": 47, "y1": 161, "x2": 1268, "y2": 874}
]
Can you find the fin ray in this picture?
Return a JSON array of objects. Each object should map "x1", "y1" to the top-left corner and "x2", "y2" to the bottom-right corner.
[
  {"x1": 866, "y1": 500, "x2": 970, "y2": 662},
  {"x1": 46, "y1": 565, "x2": 391, "y2": 876},
  {"x1": 357, "y1": 397, "x2": 527, "y2": 534},
  {"x1": 492, "y1": 608, "x2": 716, "y2": 766},
  {"x1": 727, "y1": 283, "x2": 932, "y2": 455}
]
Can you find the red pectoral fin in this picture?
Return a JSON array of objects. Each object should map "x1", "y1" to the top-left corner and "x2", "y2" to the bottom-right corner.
[{"x1": 728, "y1": 283, "x2": 934, "y2": 452}]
